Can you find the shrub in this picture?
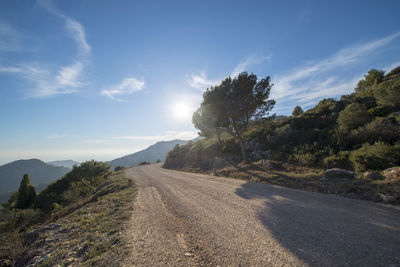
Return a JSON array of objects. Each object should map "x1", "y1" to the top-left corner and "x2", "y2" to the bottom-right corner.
[
  {"x1": 16, "y1": 174, "x2": 36, "y2": 209},
  {"x1": 114, "y1": 166, "x2": 125, "y2": 172},
  {"x1": 35, "y1": 160, "x2": 110, "y2": 211},
  {"x1": 350, "y1": 142, "x2": 400, "y2": 171},
  {"x1": 337, "y1": 103, "x2": 371, "y2": 132},
  {"x1": 348, "y1": 117, "x2": 400, "y2": 145},
  {"x1": 138, "y1": 161, "x2": 150, "y2": 165},
  {"x1": 323, "y1": 151, "x2": 353, "y2": 170},
  {"x1": 289, "y1": 152, "x2": 317, "y2": 167}
]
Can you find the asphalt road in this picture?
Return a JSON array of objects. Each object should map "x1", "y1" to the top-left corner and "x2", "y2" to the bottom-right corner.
[{"x1": 123, "y1": 164, "x2": 400, "y2": 266}]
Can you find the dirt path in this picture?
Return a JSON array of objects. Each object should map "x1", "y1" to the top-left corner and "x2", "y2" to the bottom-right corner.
[{"x1": 123, "y1": 164, "x2": 400, "y2": 266}]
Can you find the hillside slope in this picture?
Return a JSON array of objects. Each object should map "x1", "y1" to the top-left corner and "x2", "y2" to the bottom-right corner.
[
  {"x1": 108, "y1": 139, "x2": 189, "y2": 169},
  {"x1": 0, "y1": 159, "x2": 69, "y2": 194}
]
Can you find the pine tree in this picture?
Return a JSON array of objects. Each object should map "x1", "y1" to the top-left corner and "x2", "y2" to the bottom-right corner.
[{"x1": 16, "y1": 174, "x2": 36, "y2": 209}]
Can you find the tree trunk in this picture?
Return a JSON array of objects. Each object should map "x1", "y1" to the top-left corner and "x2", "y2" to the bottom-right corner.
[{"x1": 237, "y1": 136, "x2": 248, "y2": 164}]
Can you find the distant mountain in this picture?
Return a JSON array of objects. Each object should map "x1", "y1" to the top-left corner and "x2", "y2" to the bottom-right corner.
[
  {"x1": 0, "y1": 159, "x2": 69, "y2": 196},
  {"x1": 47, "y1": 160, "x2": 79, "y2": 169},
  {"x1": 108, "y1": 139, "x2": 189, "y2": 169}
]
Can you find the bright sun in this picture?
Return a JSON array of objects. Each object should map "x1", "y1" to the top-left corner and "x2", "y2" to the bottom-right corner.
[{"x1": 172, "y1": 102, "x2": 192, "y2": 120}]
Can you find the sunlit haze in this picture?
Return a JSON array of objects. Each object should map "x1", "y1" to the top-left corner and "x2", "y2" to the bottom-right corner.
[{"x1": 0, "y1": 0, "x2": 399, "y2": 164}]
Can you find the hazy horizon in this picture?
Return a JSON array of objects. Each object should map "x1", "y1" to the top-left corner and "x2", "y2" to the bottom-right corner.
[{"x1": 1, "y1": 0, "x2": 399, "y2": 164}]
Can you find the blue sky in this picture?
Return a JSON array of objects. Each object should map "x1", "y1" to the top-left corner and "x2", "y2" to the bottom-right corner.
[{"x1": 0, "y1": 0, "x2": 399, "y2": 164}]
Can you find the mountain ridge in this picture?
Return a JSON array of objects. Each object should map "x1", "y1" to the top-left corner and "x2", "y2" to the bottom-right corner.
[
  {"x1": 108, "y1": 139, "x2": 190, "y2": 169},
  {"x1": 0, "y1": 159, "x2": 69, "y2": 195}
]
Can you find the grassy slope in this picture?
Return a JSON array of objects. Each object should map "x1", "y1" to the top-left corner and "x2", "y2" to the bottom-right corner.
[{"x1": 2, "y1": 170, "x2": 136, "y2": 267}]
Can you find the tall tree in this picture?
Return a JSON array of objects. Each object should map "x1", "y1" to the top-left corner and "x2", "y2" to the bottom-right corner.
[
  {"x1": 16, "y1": 174, "x2": 36, "y2": 209},
  {"x1": 292, "y1": 105, "x2": 304, "y2": 116},
  {"x1": 192, "y1": 72, "x2": 275, "y2": 163}
]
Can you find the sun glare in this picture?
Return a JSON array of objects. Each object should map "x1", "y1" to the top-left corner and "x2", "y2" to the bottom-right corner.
[{"x1": 172, "y1": 102, "x2": 193, "y2": 120}]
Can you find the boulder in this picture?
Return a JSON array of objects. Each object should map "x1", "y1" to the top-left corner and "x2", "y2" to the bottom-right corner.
[
  {"x1": 362, "y1": 171, "x2": 384, "y2": 180},
  {"x1": 379, "y1": 193, "x2": 394, "y2": 203},
  {"x1": 324, "y1": 168, "x2": 354, "y2": 179},
  {"x1": 383, "y1": 167, "x2": 400, "y2": 181}
]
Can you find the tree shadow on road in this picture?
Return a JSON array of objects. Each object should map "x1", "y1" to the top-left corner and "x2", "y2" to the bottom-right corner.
[{"x1": 235, "y1": 181, "x2": 400, "y2": 266}]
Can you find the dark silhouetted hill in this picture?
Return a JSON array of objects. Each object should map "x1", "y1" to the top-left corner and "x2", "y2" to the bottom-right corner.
[{"x1": 0, "y1": 159, "x2": 69, "y2": 195}]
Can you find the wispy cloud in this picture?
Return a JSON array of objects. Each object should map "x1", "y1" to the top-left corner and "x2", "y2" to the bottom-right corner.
[
  {"x1": 0, "y1": 61, "x2": 84, "y2": 97},
  {"x1": 0, "y1": 0, "x2": 90, "y2": 98},
  {"x1": 37, "y1": 0, "x2": 91, "y2": 55},
  {"x1": 101, "y1": 78, "x2": 145, "y2": 100},
  {"x1": 187, "y1": 71, "x2": 220, "y2": 90},
  {"x1": 0, "y1": 21, "x2": 22, "y2": 51},
  {"x1": 113, "y1": 130, "x2": 198, "y2": 141},
  {"x1": 187, "y1": 55, "x2": 272, "y2": 91},
  {"x1": 272, "y1": 32, "x2": 400, "y2": 113}
]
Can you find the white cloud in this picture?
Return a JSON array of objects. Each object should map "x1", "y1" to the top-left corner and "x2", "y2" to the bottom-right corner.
[
  {"x1": 0, "y1": 61, "x2": 84, "y2": 97},
  {"x1": 383, "y1": 61, "x2": 400, "y2": 72},
  {"x1": 187, "y1": 71, "x2": 220, "y2": 90},
  {"x1": 230, "y1": 55, "x2": 272, "y2": 78},
  {"x1": 56, "y1": 61, "x2": 84, "y2": 87},
  {"x1": 65, "y1": 19, "x2": 91, "y2": 55},
  {"x1": 272, "y1": 32, "x2": 400, "y2": 112},
  {"x1": 187, "y1": 55, "x2": 272, "y2": 91},
  {"x1": 101, "y1": 78, "x2": 145, "y2": 100},
  {"x1": 0, "y1": 1, "x2": 91, "y2": 98},
  {"x1": 37, "y1": 0, "x2": 91, "y2": 56}
]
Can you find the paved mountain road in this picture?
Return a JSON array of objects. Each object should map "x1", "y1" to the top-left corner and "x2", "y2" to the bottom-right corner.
[{"x1": 123, "y1": 164, "x2": 400, "y2": 266}]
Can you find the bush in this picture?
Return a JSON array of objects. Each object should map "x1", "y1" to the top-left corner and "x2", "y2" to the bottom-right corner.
[
  {"x1": 35, "y1": 160, "x2": 110, "y2": 211},
  {"x1": 16, "y1": 174, "x2": 36, "y2": 209},
  {"x1": 114, "y1": 166, "x2": 125, "y2": 172},
  {"x1": 348, "y1": 117, "x2": 400, "y2": 145},
  {"x1": 337, "y1": 103, "x2": 371, "y2": 132},
  {"x1": 289, "y1": 153, "x2": 317, "y2": 167},
  {"x1": 323, "y1": 151, "x2": 353, "y2": 170},
  {"x1": 350, "y1": 142, "x2": 400, "y2": 171}
]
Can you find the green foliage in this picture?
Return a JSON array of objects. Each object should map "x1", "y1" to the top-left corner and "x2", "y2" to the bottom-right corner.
[
  {"x1": 192, "y1": 72, "x2": 275, "y2": 163},
  {"x1": 138, "y1": 161, "x2": 150, "y2": 165},
  {"x1": 16, "y1": 174, "x2": 36, "y2": 209},
  {"x1": 35, "y1": 160, "x2": 110, "y2": 212},
  {"x1": 337, "y1": 103, "x2": 371, "y2": 132},
  {"x1": 114, "y1": 166, "x2": 125, "y2": 171},
  {"x1": 163, "y1": 137, "x2": 240, "y2": 170},
  {"x1": 165, "y1": 66, "x2": 400, "y2": 172},
  {"x1": 347, "y1": 117, "x2": 400, "y2": 145},
  {"x1": 374, "y1": 78, "x2": 400, "y2": 109},
  {"x1": 355, "y1": 69, "x2": 384, "y2": 92},
  {"x1": 323, "y1": 151, "x2": 353, "y2": 170},
  {"x1": 350, "y1": 142, "x2": 400, "y2": 171},
  {"x1": 292, "y1": 105, "x2": 304, "y2": 116}
]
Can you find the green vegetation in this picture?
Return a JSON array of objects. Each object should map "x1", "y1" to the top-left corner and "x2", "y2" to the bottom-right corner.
[
  {"x1": 16, "y1": 174, "x2": 36, "y2": 209},
  {"x1": 0, "y1": 161, "x2": 136, "y2": 266},
  {"x1": 164, "y1": 67, "x2": 400, "y2": 204},
  {"x1": 192, "y1": 72, "x2": 275, "y2": 163}
]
